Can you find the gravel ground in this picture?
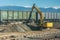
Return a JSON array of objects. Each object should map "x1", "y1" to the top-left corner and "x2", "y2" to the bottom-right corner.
[{"x1": 53, "y1": 22, "x2": 60, "y2": 29}]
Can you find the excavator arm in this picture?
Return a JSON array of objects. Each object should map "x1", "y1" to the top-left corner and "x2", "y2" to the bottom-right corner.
[
  {"x1": 28, "y1": 4, "x2": 44, "y2": 26},
  {"x1": 32, "y1": 4, "x2": 44, "y2": 25}
]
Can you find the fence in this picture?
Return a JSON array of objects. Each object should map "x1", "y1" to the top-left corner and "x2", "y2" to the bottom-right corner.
[{"x1": 0, "y1": 10, "x2": 60, "y2": 22}]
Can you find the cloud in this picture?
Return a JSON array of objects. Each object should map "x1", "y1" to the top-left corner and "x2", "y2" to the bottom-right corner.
[
  {"x1": 24, "y1": 6, "x2": 31, "y2": 8},
  {"x1": 44, "y1": 7, "x2": 50, "y2": 8},
  {"x1": 44, "y1": 6, "x2": 60, "y2": 9},
  {"x1": 52, "y1": 6, "x2": 60, "y2": 9}
]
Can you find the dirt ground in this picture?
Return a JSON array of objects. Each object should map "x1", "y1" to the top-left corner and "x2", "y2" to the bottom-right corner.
[{"x1": 53, "y1": 22, "x2": 60, "y2": 29}]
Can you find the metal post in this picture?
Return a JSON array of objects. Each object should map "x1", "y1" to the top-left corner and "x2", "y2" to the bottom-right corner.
[
  {"x1": 0, "y1": 10, "x2": 1, "y2": 24},
  {"x1": 12, "y1": 11, "x2": 14, "y2": 21},
  {"x1": 53, "y1": 12, "x2": 55, "y2": 22},
  {"x1": 51, "y1": 12, "x2": 52, "y2": 22},
  {"x1": 45, "y1": 12, "x2": 46, "y2": 19},
  {"x1": 51, "y1": 12, "x2": 52, "y2": 19},
  {"x1": 44, "y1": 12, "x2": 46, "y2": 19},
  {"x1": 26, "y1": 11, "x2": 28, "y2": 19},
  {"x1": 34, "y1": 12, "x2": 36, "y2": 20},
  {"x1": 48, "y1": 12, "x2": 49, "y2": 21},
  {"x1": 56, "y1": 12, "x2": 57, "y2": 19},
  {"x1": 7, "y1": 11, "x2": 9, "y2": 22},
  {"x1": 56, "y1": 12, "x2": 57, "y2": 22},
  {"x1": 17, "y1": 11, "x2": 19, "y2": 20},
  {"x1": 44, "y1": 12, "x2": 46, "y2": 21},
  {"x1": 22, "y1": 11, "x2": 23, "y2": 20}
]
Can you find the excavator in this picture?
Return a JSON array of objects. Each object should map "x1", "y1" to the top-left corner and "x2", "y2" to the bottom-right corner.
[{"x1": 28, "y1": 4, "x2": 53, "y2": 29}]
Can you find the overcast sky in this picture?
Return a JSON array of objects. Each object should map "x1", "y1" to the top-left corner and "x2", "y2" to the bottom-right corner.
[{"x1": 0, "y1": 0, "x2": 60, "y2": 8}]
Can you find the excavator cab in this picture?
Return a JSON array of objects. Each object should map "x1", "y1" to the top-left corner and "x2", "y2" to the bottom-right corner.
[{"x1": 28, "y1": 4, "x2": 53, "y2": 28}]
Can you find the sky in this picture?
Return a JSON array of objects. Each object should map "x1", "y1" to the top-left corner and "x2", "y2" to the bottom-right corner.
[{"x1": 0, "y1": 0, "x2": 60, "y2": 8}]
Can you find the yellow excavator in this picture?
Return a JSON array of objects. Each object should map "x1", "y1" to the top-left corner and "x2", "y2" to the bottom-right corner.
[{"x1": 28, "y1": 4, "x2": 53, "y2": 29}]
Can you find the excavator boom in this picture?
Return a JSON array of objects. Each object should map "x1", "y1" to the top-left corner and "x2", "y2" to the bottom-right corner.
[
  {"x1": 32, "y1": 4, "x2": 44, "y2": 25},
  {"x1": 29, "y1": 4, "x2": 44, "y2": 25}
]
